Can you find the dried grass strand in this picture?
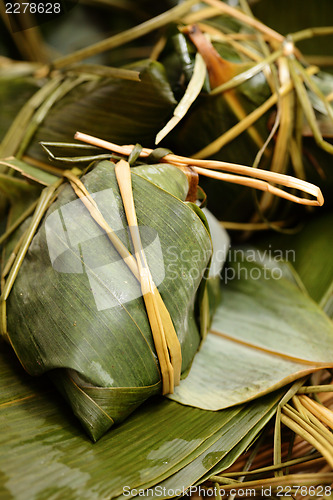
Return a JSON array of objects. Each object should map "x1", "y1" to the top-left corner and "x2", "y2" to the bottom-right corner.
[
  {"x1": 202, "y1": 0, "x2": 284, "y2": 43},
  {"x1": 74, "y1": 132, "x2": 324, "y2": 207},
  {"x1": 115, "y1": 160, "x2": 179, "y2": 393}
]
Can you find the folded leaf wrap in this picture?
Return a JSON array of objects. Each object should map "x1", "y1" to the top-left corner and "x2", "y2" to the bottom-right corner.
[{"x1": 6, "y1": 161, "x2": 213, "y2": 440}]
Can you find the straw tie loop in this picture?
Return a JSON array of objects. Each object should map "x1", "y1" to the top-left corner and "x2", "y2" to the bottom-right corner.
[{"x1": 74, "y1": 132, "x2": 324, "y2": 208}]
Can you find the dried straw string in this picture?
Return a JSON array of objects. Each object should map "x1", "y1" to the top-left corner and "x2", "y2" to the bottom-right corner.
[
  {"x1": 281, "y1": 405, "x2": 333, "y2": 468},
  {"x1": 298, "y1": 395, "x2": 333, "y2": 429},
  {"x1": 63, "y1": 170, "x2": 140, "y2": 278},
  {"x1": 202, "y1": 0, "x2": 284, "y2": 44},
  {"x1": 74, "y1": 132, "x2": 324, "y2": 207},
  {"x1": 114, "y1": 160, "x2": 181, "y2": 392},
  {"x1": 193, "y1": 22, "x2": 266, "y2": 62},
  {"x1": 193, "y1": 65, "x2": 318, "y2": 160},
  {"x1": 63, "y1": 166, "x2": 182, "y2": 394}
]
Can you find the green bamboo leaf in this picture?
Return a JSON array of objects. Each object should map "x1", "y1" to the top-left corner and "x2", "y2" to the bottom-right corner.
[
  {"x1": 0, "y1": 172, "x2": 41, "y2": 203},
  {"x1": 5, "y1": 160, "x2": 213, "y2": 440},
  {"x1": 0, "y1": 169, "x2": 42, "y2": 252},
  {"x1": 0, "y1": 343, "x2": 281, "y2": 500},
  {"x1": 279, "y1": 214, "x2": 333, "y2": 307},
  {"x1": 0, "y1": 76, "x2": 65, "y2": 159},
  {"x1": 155, "y1": 52, "x2": 206, "y2": 144},
  {"x1": 0, "y1": 157, "x2": 60, "y2": 186},
  {"x1": 0, "y1": 76, "x2": 40, "y2": 143},
  {"x1": 168, "y1": 257, "x2": 333, "y2": 410},
  {"x1": 24, "y1": 60, "x2": 176, "y2": 165},
  {"x1": 143, "y1": 392, "x2": 281, "y2": 500},
  {"x1": 256, "y1": 212, "x2": 333, "y2": 313},
  {"x1": 161, "y1": 66, "x2": 270, "y2": 221}
]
